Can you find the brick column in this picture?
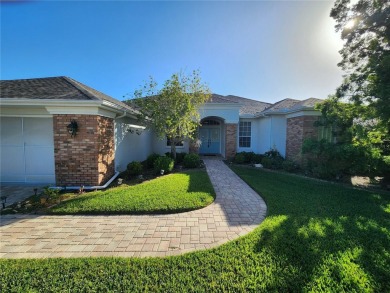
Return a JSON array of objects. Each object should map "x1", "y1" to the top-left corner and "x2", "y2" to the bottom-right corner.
[
  {"x1": 97, "y1": 116, "x2": 115, "y2": 184},
  {"x1": 53, "y1": 114, "x2": 115, "y2": 186},
  {"x1": 286, "y1": 116, "x2": 319, "y2": 163},
  {"x1": 225, "y1": 123, "x2": 237, "y2": 159}
]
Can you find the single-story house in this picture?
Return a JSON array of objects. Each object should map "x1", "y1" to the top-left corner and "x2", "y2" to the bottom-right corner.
[{"x1": 0, "y1": 76, "x2": 323, "y2": 187}]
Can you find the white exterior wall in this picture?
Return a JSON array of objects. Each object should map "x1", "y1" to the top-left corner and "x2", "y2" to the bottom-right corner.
[
  {"x1": 257, "y1": 117, "x2": 271, "y2": 154},
  {"x1": 198, "y1": 104, "x2": 240, "y2": 123},
  {"x1": 269, "y1": 115, "x2": 287, "y2": 157},
  {"x1": 152, "y1": 134, "x2": 189, "y2": 155},
  {"x1": 115, "y1": 118, "x2": 152, "y2": 172},
  {"x1": 254, "y1": 115, "x2": 287, "y2": 157}
]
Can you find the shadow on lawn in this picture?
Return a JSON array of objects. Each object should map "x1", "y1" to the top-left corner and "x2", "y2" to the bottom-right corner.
[{"x1": 238, "y1": 167, "x2": 390, "y2": 291}]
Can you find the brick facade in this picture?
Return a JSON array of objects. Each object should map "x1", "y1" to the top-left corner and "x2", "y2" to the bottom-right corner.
[
  {"x1": 225, "y1": 123, "x2": 237, "y2": 159},
  {"x1": 53, "y1": 114, "x2": 115, "y2": 186},
  {"x1": 286, "y1": 115, "x2": 319, "y2": 163}
]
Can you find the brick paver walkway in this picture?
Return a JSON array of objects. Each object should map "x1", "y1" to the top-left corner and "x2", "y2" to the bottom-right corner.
[{"x1": 0, "y1": 159, "x2": 267, "y2": 258}]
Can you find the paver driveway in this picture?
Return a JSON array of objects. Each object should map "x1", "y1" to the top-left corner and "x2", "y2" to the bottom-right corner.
[{"x1": 0, "y1": 159, "x2": 267, "y2": 258}]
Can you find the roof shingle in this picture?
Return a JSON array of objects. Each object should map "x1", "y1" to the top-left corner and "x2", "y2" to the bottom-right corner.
[
  {"x1": 206, "y1": 94, "x2": 272, "y2": 115},
  {"x1": 0, "y1": 76, "x2": 138, "y2": 114}
]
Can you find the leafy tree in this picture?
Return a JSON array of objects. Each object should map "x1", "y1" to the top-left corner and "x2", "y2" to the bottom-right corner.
[
  {"x1": 314, "y1": 98, "x2": 389, "y2": 181},
  {"x1": 330, "y1": 0, "x2": 390, "y2": 130},
  {"x1": 308, "y1": 1, "x2": 390, "y2": 186},
  {"x1": 126, "y1": 70, "x2": 211, "y2": 159}
]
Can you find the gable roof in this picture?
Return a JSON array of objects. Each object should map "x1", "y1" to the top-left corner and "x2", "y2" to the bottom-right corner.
[
  {"x1": 262, "y1": 98, "x2": 300, "y2": 113},
  {"x1": 206, "y1": 95, "x2": 322, "y2": 116},
  {"x1": 290, "y1": 97, "x2": 322, "y2": 110},
  {"x1": 0, "y1": 76, "x2": 138, "y2": 115},
  {"x1": 259, "y1": 97, "x2": 322, "y2": 115}
]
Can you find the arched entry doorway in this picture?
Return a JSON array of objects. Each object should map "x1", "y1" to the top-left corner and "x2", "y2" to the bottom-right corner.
[{"x1": 199, "y1": 117, "x2": 223, "y2": 155}]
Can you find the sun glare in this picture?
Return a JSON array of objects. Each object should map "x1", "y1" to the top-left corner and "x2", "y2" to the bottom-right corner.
[{"x1": 345, "y1": 19, "x2": 355, "y2": 29}]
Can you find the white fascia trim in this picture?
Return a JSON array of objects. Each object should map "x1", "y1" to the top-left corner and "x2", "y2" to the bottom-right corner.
[
  {"x1": 239, "y1": 114, "x2": 256, "y2": 119},
  {"x1": 0, "y1": 99, "x2": 138, "y2": 119},
  {"x1": 0, "y1": 106, "x2": 52, "y2": 117},
  {"x1": 44, "y1": 106, "x2": 118, "y2": 118},
  {"x1": 286, "y1": 110, "x2": 322, "y2": 119},
  {"x1": 255, "y1": 107, "x2": 320, "y2": 118},
  {"x1": 0, "y1": 98, "x2": 102, "y2": 107},
  {"x1": 101, "y1": 100, "x2": 138, "y2": 119}
]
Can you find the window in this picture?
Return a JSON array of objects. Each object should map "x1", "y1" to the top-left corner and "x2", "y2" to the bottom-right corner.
[
  {"x1": 201, "y1": 119, "x2": 220, "y2": 126},
  {"x1": 239, "y1": 121, "x2": 251, "y2": 148},
  {"x1": 166, "y1": 136, "x2": 184, "y2": 147},
  {"x1": 318, "y1": 126, "x2": 333, "y2": 142}
]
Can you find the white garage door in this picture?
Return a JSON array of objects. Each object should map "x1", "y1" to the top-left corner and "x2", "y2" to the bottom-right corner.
[{"x1": 0, "y1": 117, "x2": 55, "y2": 184}]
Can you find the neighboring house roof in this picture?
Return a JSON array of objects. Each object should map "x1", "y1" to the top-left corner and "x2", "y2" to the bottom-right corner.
[
  {"x1": 289, "y1": 97, "x2": 322, "y2": 110},
  {"x1": 0, "y1": 76, "x2": 138, "y2": 115},
  {"x1": 206, "y1": 95, "x2": 321, "y2": 116},
  {"x1": 262, "y1": 98, "x2": 300, "y2": 112},
  {"x1": 206, "y1": 94, "x2": 272, "y2": 116},
  {"x1": 259, "y1": 97, "x2": 322, "y2": 115}
]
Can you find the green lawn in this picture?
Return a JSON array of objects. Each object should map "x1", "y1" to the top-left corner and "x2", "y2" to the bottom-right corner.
[
  {"x1": 1, "y1": 167, "x2": 389, "y2": 292},
  {"x1": 50, "y1": 170, "x2": 215, "y2": 214}
]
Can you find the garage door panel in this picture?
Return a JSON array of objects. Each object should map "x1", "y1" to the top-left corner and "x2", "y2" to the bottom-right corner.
[
  {"x1": 0, "y1": 117, "x2": 23, "y2": 145},
  {"x1": 0, "y1": 174, "x2": 26, "y2": 182},
  {"x1": 25, "y1": 175, "x2": 55, "y2": 184},
  {"x1": 25, "y1": 146, "x2": 55, "y2": 175},
  {"x1": 0, "y1": 117, "x2": 55, "y2": 184},
  {"x1": 0, "y1": 146, "x2": 25, "y2": 182},
  {"x1": 24, "y1": 118, "x2": 54, "y2": 145}
]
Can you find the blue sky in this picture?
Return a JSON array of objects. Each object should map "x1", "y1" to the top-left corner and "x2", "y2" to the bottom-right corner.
[{"x1": 1, "y1": 1, "x2": 343, "y2": 103}]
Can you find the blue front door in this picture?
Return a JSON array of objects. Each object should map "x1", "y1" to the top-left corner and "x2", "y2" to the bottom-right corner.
[{"x1": 199, "y1": 127, "x2": 220, "y2": 154}]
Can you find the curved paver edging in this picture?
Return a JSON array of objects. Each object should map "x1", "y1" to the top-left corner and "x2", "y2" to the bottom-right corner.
[{"x1": 0, "y1": 159, "x2": 267, "y2": 258}]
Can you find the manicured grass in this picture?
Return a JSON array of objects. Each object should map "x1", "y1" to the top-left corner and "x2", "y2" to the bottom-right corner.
[
  {"x1": 50, "y1": 170, "x2": 215, "y2": 214},
  {"x1": 1, "y1": 167, "x2": 389, "y2": 292}
]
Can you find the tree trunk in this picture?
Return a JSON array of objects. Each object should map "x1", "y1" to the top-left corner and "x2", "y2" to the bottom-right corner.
[{"x1": 170, "y1": 137, "x2": 177, "y2": 160}]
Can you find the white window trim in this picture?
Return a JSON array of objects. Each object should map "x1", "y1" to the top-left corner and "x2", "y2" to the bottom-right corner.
[{"x1": 239, "y1": 121, "x2": 252, "y2": 148}]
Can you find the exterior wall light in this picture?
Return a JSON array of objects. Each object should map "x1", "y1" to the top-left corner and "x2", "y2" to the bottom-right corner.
[
  {"x1": 127, "y1": 124, "x2": 146, "y2": 135},
  {"x1": 67, "y1": 120, "x2": 78, "y2": 137}
]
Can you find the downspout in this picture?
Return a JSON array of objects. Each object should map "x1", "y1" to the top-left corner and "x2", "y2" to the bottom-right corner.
[
  {"x1": 115, "y1": 111, "x2": 127, "y2": 120},
  {"x1": 51, "y1": 171, "x2": 120, "y2": 191}
]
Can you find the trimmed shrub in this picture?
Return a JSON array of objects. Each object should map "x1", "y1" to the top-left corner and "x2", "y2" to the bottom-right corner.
[
  {"x1": 261, "y1": 156, "x2": 283, "y2": 170},
  {"x1": 146, "y1": 153, "x2": 160, "y2": 169},
  {"x1": 282, "y1": 160, "x2": 297, "y2": 172},
  {"x1": 175, "y1": 152, "x2": 186, "y2": 164},
  {"x1": 234, "y1": 151, "x2": 256, "y2": 164},
  {"x1": 154, "y1": 156, "x2": 174, "y2": 174},
  {"x1": 127, "y1": 161, "x2": 143, "y2": 176},
  {"x1": 183, "y1": 153, "x2": 201, "y2": 168},
  {"x1": 252, "y1": 154, "x2": 264, "y2": 164},
  {"x1": 260, "y1": 148, "x2": 284, "y2": 170},
  {"x1": 243, "y1": 151, "x2": 256, "y2": 163},
  {"x1": 165, "y1": 152, "x2": 174, "y2": 159},
  {"x1": 234, "y1": 153, "x2": 246, "y2": 164},
  {"x1": 235, "y1": 152, "x2": 265, "y2": 164},
  {"x1": 261, "y1": 157, "x2": 273, "y2": 169},
  {"x1": 264, "y1": 149, "x2": 284, "y2": 159}
]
